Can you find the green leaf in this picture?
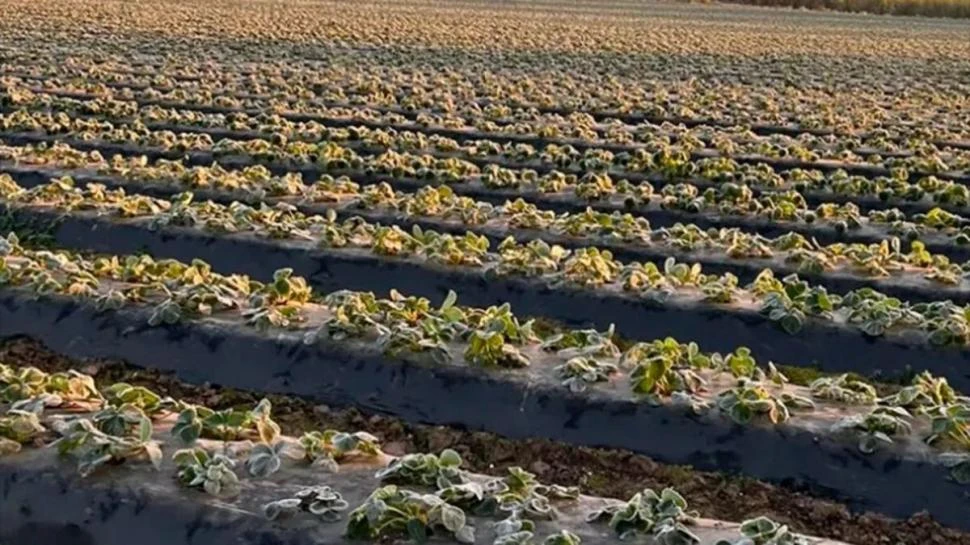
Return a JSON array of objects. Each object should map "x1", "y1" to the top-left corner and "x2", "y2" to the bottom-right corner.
[
  {"x1": 439, "y1": 504, "x2": 466, "y2": 532},
  {"x1": 779, "y1": 314, "x2": 803, "y2": 334},
  {"x1": 439, "y1": 448, "x2": 462, "y2": 468},
  {"x1": 441, "y1": 290, "x2": 458, "y2": 311},
  {"x1": 0, "y1": 437, "x2": 22, "y2": 456},
  {"x1": 204, "y1": 478, "x2": 222, "y2": 496},
  {"x1": 407, "y1": 519, "x2": 428, "y2": 544},
  {"x1": 172, "y1": 409, "x2": 202, "y2": 444},
  {"x1": 247, "y1": 444, "x2": 283, "y2": 478},
  {"x1": 263, "y1": 498, "x2": 301, "y2": 520},
  {"x1": 948, "y1": 461, "x2": 970, "y2": 484},
  {"x1": 138, "y1": 416, "x2": 153, "y2": 443}
]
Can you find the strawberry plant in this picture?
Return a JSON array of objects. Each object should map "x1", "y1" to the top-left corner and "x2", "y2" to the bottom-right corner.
[
  {"x1": 716, "y1": 380, "x2": 814, "y2": 425},
  {"x1": 299, "y1": 429, "x2": 382, "y2": 471},
  {"x1": 263, "y1": 485, "x2": 350, "y2": 521},
  {"x1": 809, "y1": 375, "x2": 877, "y2": 404},
  {"x1": 555, "y1": 357, "x2": 618, "y2": 392},
  {"x1": 376, "y1": 449, "x2": 466, "y2": 488},
  {"x1": 0, "y1": 410, "x2": 45, "y2": 455},
  {"x1": 716, "y1": 517, "x2": 808, "y2": 545},
  {"x1": 586, "y1": 487, "x2": 698, "y2": 544},
  {"x1": 346, "y1": 485, "x2": 476, "y2": 544},
  {"x1": 171, "y1": 398, "x2": 280, "y2": 444},
  {"x1": 173, "y1": 447, "x2": 241, "y2": 497},
  {"x1": 52, "y1": 416, "x2": 162, "y2": 477},
  {"x1": 832, "y1": 406, "x2": 913, "y2": 453},
  {"x1": 464, "y1": 330, "x2": 530, "y2": 368}
]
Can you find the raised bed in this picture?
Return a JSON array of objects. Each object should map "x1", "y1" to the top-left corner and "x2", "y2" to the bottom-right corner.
[
  {"x1": 11, "y1": 100, "x2": 968, "y2": 191},
  {"x1": 529, "y1": 105, "x2": 970, "y2": 153},
  {"x1": 7, "y1": 102, "x2": 970, "y2": 188},
  {"x1": 126, "y1": 122, "x2": 970, "y2": 219},
  {"x1": 65, "y1": 117, "x2": 970, "y2": 217},
  {"x1": 3, "y1": 203, "x2": 970, "y2": 392},
  {"x1": 4, "y1": 139, "x2": 970, "y2": 262},
  {"x1": 0, "y1": 286, "x2": 966, "y2": 530},
  {"x1": 13, "y1": 107, "x2": 970, "y2": 222},
  {"x1": 6, "y1": 170, "x2": 970, "y2": 307},
  {"x1": 15, "y1": 78, "x2": 970, "y2": 155},
  {"x1": 0, "y1": 406, "x2": 849, "y2": 545}
]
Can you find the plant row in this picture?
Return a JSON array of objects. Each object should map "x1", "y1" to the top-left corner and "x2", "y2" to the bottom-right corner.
[
  {"x1": 3, "y1": 42, "x2": 968, "y2": 146},
  {"x1": 5, "y1": 86, "x2": 969, "y2": 183},
  {"x1": 5, "y1": 169, "x2": 970, "y2": 303},
  {"x1": 9, "y1": 90, "x2": 970, "y2": 210},
  {"x1": 0, "y1": 362, "x2": 827, "y2": 545},
  {"x1": 1, "y1": 109, "x2": 967, "y2": 236},
  {"x1": 9, "y1": 78, "x2": 970, "y2": 169},
  {"x1": 7, "y1": 172, "x2": 970, "y2": 392},
  {"x1": 6, "y1": 136, "x2": 970, "y2": 264},
  {"x1": 0, "y1": 239, "x2": 968, "y2": 529}
]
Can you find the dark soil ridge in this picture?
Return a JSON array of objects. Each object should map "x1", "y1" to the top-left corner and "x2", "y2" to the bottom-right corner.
[
  {"x1": 12, "y1": 75, "x2": 970, "y2": 153},
  {"x1": 5, "y1": 200, "x2": 970, "y2": 392},
  {"x1": 7, "y1": 166, "x2": 970, "y2": 306},
  {"x1": 0, "y1": 287, "x2": 969, "y2": 529},
  {"x1": 1, "y1": 336, "x2": 966, "y2": 545},
  {"x1": 4, "y1": 135, "x2": 970, "y2": 263}
]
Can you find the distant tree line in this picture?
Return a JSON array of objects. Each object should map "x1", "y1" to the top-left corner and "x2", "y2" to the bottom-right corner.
[{"x1": 698, "y1": 0, "x2": 970, "y2": 18}]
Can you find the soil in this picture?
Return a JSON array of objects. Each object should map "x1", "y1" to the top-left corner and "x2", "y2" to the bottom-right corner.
[{"x1": 1, "y1": 335, "x2": 963, "y2": 545}]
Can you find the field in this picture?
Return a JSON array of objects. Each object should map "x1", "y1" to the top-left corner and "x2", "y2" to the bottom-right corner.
[
  {"x1": 2, "y1": 0, "x2": 970, "y2": 544},
  {"x1": 713, "y1": 0, "x2": 970, "y2": 18}
]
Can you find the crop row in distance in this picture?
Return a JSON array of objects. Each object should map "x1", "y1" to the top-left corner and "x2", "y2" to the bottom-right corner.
[
  {"x1": 5, "y1": 90, "x2": 970, "y2": 195},
  {"x1": 4, "y1": 111, "x2": 970, "y2": 236},
  {"x1": 1, "y1": 239, "x2": 970, "y2": 529},
  {"x1": 6, "y1": 64, "x2": 970, "y2": 158},
  {"x1": 3, "y1": 97, "x2": 968, "y2": 204},
  {"x1": 1, "y1": 29, "x2": 967, "y2": 142},
  {"x1": 2, "y1": 1, "x2": 969, "y2": 139},
  {"x1": 717, "y1": 0, "x2": 970, "y2": 18},
  {"x1": 6, "y1": 78, "x2": 970, "y2": 165},
  {"x1": 6, "y1": 131, "x2": 970, "y2": 263}
]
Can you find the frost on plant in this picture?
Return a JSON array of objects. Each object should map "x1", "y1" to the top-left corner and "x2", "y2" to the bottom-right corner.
[
  {"x1": 586, "y1": 487, "x2": 698, "y2": 544},
  {"x1": 246, "y1": 440, "x2": 287, "y2": 477},
  {"x1": 716, "y1": 516, "x2": 809, "y2": 545},
  {"x1": 299, "y1": 429, "x2": 382, "y2": 471},
  {"x1": 716, "y1": 380, "x2": 814, "y2": 425},
  {"x1": 171, "y1": 398, "x2": 280, "y2": 444},
  {"x1": 376, "y1": 449, "x2": 465, "y2": 488},
  {"x1": 174, "y1": 447, "x2": 241, "y2": 497},
  {"x1": 52, "y1": 415, "x2": 162, "y2": 477},
  {"x1": 345, "y1": 485, "x2": 476, "y2": 544},
  {"x1": 809, "y1": 374, "x2": 877, "y2": 405},
  {"x1": 263, "y1": 485, "x2": 350, "y2": 521},
  {"x1": 831, "y1": 406, "x2": 912, "y2": 454},
  {"x1": 0, "y1": 410, "x2": 45, "y2": 456}
]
